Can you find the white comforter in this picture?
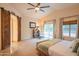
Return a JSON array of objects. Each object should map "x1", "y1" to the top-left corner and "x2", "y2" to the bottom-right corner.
[{"x1": 48, "y1": 40, "x2": 77, "y2": 56}]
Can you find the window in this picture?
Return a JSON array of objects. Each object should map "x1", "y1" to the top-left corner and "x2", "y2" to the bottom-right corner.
[
  {"x1": 62, "y1": 24, "x2": 77, "y2": 38},
  {"x1": 70, "y1": 24, "x2": 77, "y2": 37},
  {"x1": 44, "y1": 23, "x2": 54, "y2": 39},
  {"x1": 63, "y1": 25, "x2": 69, "y2": 36}
]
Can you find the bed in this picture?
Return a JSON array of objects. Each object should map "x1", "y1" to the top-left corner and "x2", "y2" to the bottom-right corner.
[
  {"x1": 48, "y1": 40, "x2": 77, "y2": 56},
  {"x1": 36, "y1": 39, "x2": 61, "y2": 56},
  {"x1": 36, "y1": 39, "x2": 77, "y2": 56}
]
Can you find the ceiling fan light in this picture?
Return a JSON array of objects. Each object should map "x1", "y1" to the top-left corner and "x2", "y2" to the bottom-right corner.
[{"x1": 35, "y1": 7, "x2": 40, "y2": 11}]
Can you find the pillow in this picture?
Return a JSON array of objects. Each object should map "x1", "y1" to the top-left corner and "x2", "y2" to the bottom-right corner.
[
  {"x1": 69, "y1": 40, "x2": 75, "y2": 48},
  {"x1": 77, "y1": 47, "x2": 79, "y2": 56},
  {"x1": 75, "y1": 39, "x2": 79, "y2": 42},
  {"x1": 72, "y1": 42, "x2": 79, "y2": 52},
  {"x1": 69, "y1": 39, "x2": 79, "y2": 49}
]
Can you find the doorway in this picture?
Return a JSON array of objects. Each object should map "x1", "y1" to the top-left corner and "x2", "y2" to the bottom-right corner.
[{"x1": 44, "y1": 23, "x2": 54, "y2": 39}]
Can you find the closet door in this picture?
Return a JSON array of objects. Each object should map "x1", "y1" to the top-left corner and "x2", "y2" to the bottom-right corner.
[
  {"x1": 11, "y1": 14, "x2": 18, "y2": 42},
  {"x1": 1, "y1": 8, "x2": 10, "y2": 50}
]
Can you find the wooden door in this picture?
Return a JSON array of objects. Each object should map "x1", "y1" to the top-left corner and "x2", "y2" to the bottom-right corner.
[
  {"x1": 77, "y1": 19, "x2": 79, "y2": 38},
  {"x1": 17, "y1": 17, "x2": 21, "y2": 41},
  {"x1": 1, "y1": 8, "x2": 10, "y2": 50}
]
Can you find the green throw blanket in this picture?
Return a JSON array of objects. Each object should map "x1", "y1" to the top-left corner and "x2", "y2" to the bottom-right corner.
[{"x1": 37, "y1": 39, "x2": 61, "y2": 53}]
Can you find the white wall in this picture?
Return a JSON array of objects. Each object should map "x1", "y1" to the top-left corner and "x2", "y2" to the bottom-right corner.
[
  {"x1": 0, "y1": 4, "x2": 37, "y2": 40},
  {"x1": 0, "y1": 4, "x2": 21, "y2": 16},
  {"x1": 21, "y1": 16, "x2": 37, "y2": 40},
  {"x1": 37, "y1": 5, "x2": 79, "y2": 39},
  {"x1": 0, "y1": 4, "x2": 79, "y2": 40}
]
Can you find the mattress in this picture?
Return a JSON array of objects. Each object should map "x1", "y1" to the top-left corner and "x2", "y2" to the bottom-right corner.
[
  {"x1": 37, "y1": 39, "x2": 61, "y2": 54},
  {"x1": 48, "y1": 40, "x2": 77, "y2": 56}
]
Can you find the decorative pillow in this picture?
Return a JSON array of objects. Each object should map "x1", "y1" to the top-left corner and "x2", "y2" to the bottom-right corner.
[
  {"x1": 72, "y1": 42, "x2": 79, "y2": 52},
  {"x1": 77, "y1": 47, "x2": 79, "y2": 56},
  {"x1": 75, "y1": 39, "x2": 79, "y2": 42},
  {"x1": 69, "y1": 39, "x2": 79, "y2": 49},
  {"x1": 69, "y1": 40, "x2": 75, "y2": 48}
]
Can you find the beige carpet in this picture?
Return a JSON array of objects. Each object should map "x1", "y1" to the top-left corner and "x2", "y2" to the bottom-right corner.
[
  {"x1": 0, "y1": 48, "x2": 11, "y2": 56},
  {"x1": 0, "y1": 38, "x2": 48, "y2": 56},
  {"x1": 12, "y1": 38, "x2": 48, "y2": 56}
]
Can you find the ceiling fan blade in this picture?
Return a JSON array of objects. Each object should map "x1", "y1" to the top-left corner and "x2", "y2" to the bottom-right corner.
[
  {"x1": 40, "y1": 6, "x2": 50, "y2": 8},
  {"x1": 36, "y1": 3, "x2": 40, "y2": 7},
  {"x1": 28, "y1": 3, "x2": 35, "y2": 7},
  {"x1": 27, "y1": 8, "x2": 34, "y2": 10},
  {"x1": 40, "y1": 9, "x2": 45, "y2": 13}
]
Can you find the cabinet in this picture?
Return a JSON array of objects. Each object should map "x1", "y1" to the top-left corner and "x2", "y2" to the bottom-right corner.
[{"x1": 0, "y1": 8, "x2": 10, "y2": 50}]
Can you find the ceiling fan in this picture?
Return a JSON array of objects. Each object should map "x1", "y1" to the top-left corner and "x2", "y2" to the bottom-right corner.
[{"x1": 27, "y1": 3, "x2": 50, "y2": 13}]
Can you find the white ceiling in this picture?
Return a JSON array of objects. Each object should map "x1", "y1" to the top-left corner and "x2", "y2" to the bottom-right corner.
[{"x1": 0, "y1": 3, "x2": 79, "y2": 20}]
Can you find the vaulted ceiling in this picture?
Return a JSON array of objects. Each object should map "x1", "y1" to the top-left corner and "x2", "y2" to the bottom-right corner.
[{"x1": 0, "y1": 3, "x2": 79, "y2": 20}]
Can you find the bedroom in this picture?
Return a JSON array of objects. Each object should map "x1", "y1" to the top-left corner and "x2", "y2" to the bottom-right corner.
[{"x1": 0, "y1": 3, "x2": 79, "y2": 56}]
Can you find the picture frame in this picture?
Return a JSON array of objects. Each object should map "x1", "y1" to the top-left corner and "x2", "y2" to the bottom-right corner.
[{"x1": 29, "y1": 22, "x2": 36, "y2": 28}]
